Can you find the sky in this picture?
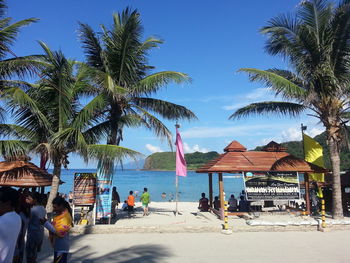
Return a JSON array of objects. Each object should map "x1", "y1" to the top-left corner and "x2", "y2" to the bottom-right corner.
[{"x1": 8, "y1": 0, "x2": 325, "y2": 168}]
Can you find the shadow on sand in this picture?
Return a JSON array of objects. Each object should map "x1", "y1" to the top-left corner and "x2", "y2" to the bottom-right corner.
[{"x1": 38, "y1": 234, "x2": 171, "y2": 262}]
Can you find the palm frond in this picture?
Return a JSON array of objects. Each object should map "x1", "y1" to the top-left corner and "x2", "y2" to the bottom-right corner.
[
  {"x1": 78, "y1": 22, "x2": 104, "y2": 70},
  {"x1": 229, "y1": 101, "x2": 306, "y2": 120},
  {"x1": 132, "y1": 97, "x2": 197, "y2": 121},
  {"x1": 0, "y1": 17, "x2": 39, "y2": 59},
  {"x1": 238, "y1": 68, "x2": 307, "y2": 100},
  {"x1": 134, "y1": 71, "x2": 190, "y2": 95},
  {"x1": 0, "y1": 140, "x2": 33, "y2": 158}
]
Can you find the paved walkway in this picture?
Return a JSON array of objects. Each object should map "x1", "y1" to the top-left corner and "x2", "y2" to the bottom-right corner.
[{"x1": 38, "y1": 231, "x2": 350, "y2": 263}]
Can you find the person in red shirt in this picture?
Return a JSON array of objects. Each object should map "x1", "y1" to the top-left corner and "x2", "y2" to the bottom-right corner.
[{"x1": 127, "y1": 191, "x2": 135, "y2": 216}]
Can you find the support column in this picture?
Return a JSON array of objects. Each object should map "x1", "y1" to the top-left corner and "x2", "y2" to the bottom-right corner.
[
  {"x1": 219, "y1": 173, "x2": 224, "y2": 220},
  {"x1": 305, "y1": 173, "x2": 311, "y2": 215},
  {"x1": 208, "y1": 173, "x2": 213, "y2": 208}
]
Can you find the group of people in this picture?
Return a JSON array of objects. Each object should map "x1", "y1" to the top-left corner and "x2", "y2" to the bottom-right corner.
[
  {"x1": 198, "y1": 191, "x2": 250, "y2": 212},
  {"x1": 112, "y1": 187, "x2": 151, "y2": 217},
  {"x1": 0, "y1": 186, "x2": 73, "y2": 263}
]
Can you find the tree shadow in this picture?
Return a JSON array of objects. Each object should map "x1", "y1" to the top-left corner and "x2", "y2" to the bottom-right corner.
[{"x1": 38, "y1": 234, "x2": 171, "y2": 262}]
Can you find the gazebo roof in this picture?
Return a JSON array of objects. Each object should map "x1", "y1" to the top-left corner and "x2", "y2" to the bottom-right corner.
[
  {"x1": 196, "y1": 140, "x2": 327, "y2": 173},
  {"x1": 0, "y1": 161, "x2": 55, "y2": 187}
]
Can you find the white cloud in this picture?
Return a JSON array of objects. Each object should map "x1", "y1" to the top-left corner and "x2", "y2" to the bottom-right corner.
[
  {"x1": 145, "y1": 144, "x2": 164, "y2": 153},
  {"x1": 183, "y1": 142, "x2": 209, "y2": 153},
  {"x1": 181, "y1": 124, "x2": 285, "y2": 139},
  {"x1": 222, "y1": 88, "x2": 277, "y2": 111},
  {"x1": 308, "y1": 127, "x2": 324, "y2": 137},
  {"x1": 281, "y1": 127, "x2": 301, "y2": 141}
]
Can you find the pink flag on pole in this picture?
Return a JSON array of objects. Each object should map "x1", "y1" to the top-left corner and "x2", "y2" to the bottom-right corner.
[{"x1": 175, "y1": 127, "x2": 187, "y2": 177}]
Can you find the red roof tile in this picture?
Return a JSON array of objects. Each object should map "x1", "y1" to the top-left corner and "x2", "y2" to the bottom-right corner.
[{"x1": 224, "y1": 141, "x2": 247, "y2": 152}]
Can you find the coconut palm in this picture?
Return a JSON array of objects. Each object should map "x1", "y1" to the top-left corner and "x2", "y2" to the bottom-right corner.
[
  {"x1": 3, "y1": 42, "x2": 140, "y2": 212},
  {"x1": 0, "y1": 0, "x2": 41, "y2": 155},
  {"x1": 230, "y1": 0, "x2": 350, "y2": 218},
  {"x1": 78, "y1": 8, "x2": 197, "y2": 165}
]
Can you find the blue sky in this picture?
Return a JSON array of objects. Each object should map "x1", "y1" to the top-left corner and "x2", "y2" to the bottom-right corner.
[{"x1": 9, "y1": 0, "x2": 325, "y2": 168}]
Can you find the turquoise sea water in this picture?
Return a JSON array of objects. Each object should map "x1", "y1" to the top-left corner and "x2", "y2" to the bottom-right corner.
[{"x1": 52, "y1": 169, "x2": 245, "y2": 202}]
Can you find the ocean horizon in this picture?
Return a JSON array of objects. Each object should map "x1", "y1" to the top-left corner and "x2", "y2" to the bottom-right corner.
[{"x1": 51, "y1": 169, "x2": 245, "y2": 202}]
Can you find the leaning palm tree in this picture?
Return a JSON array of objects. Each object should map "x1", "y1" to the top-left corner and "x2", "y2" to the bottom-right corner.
[
  {"x1": 78, "y1": 8, "x2": 197, "y2": 168},
  {"x1": 4, "y1": 42, "x2": 140, "y2": 212},
  {"x1": 230, "y1": 0, "x2": 350, "y2": 218}
]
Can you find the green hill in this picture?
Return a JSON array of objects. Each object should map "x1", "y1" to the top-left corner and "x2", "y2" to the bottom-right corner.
[
  {"x1": 143, "y1": 151, "x2": 220, "y2": 170},
  {"x1": 254, "y1": 130, "x2": 350, "y2": 170}
]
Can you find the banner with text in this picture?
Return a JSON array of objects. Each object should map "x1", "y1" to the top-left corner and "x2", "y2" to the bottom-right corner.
[
  {"x1": 73, "y1": 173, "x2": 97, "y2": 206},
  {"x1": 244, "y1": 172, "x2": 300, "y2": 200},
  {"x1": 96, "y1": 170, "x2": 113, "y2": 219}
]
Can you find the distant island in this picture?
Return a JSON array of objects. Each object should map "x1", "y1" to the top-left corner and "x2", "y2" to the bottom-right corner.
[
  {"x1": 143, "y1": 130, "x2": 350, "y2": 171},
  {"x1": 143, "y1": 151, "x2": 220, "y2": 170}
]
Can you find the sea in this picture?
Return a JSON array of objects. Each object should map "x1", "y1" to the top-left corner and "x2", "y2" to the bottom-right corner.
[{"x1": 51, "y1": 169, "x2": 245, "y2": 202}]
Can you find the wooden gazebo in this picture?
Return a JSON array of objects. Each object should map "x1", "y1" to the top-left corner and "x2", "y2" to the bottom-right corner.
[
  {"x1": 196, "y1": 140, "x2": 327, "y2": 218},
  {"x1": 0, "y1": 161, "x2": 55, "y2": 188}
]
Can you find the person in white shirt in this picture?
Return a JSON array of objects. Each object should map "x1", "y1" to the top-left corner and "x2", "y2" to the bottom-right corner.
[{"x1": 0, "y1": 187, "x2": 22, "y2": 263}]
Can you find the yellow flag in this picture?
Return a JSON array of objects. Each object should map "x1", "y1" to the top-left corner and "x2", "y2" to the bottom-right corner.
[{"x1": 303, "y1": 134, "x2": 325, "y2": 182}]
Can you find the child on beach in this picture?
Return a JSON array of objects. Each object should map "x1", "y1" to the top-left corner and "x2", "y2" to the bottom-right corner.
[
  {"x1": 42, "y1": 196, "x2": 73, "y2": 263},
  {"x1": 140, "y1": 188, "x2": 150, "y2": 216},
  {"x1": 127, "y1": 191, "x2": 135, "y2": 216}
]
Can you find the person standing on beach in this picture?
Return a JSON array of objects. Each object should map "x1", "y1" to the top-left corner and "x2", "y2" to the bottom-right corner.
[
  {"x1": 127, "y1": 191, "x2": 135, "y2": 217},
  {"x1": 26, "y1": 192, "x2": 46, "y2": 263},
  {"x1": 111, "y1": 187, "x2": 120, "y2": 218},
  {"x1": 42, "y1": 196, "x2": 73, "y2": 263},
  {"x1": 140, "y1": 188, "x2": 150, "y2": 216},
  {"x1": 0, "y1": 187, "x2": 22, "y2": 263}
]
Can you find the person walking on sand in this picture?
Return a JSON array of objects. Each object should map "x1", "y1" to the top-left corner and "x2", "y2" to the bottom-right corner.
[
  {"x1": 140, "y1": 188, "x2": 150, "y2": 216},
  {"x1": 0, "y1": 187, "x2": 22, "y2": 263},
  {"x1": 127, "y1": 191, "x2": 135, "y2": 217}
]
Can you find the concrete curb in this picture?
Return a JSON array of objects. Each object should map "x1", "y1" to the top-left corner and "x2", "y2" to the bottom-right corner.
[{"x1": 70, "y1": 223, "x2": 350, "y2": 234}]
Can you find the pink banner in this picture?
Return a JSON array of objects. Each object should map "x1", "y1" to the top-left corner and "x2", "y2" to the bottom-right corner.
[{"x1": 175, "y1": 127, "x2": 187, "y2": 177}]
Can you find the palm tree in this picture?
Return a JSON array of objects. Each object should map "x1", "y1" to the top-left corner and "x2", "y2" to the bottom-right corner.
[
  {"x1": 230, "y1": 0, "x2": 350, "y2": 218},
  {"x1": 3, "y1": 42, "x2": 140, "y2": 212},
  {"x1": 78, "y1": 8, "x2": 197, "y2": 167},
  {"x1": 0, "y1": 0, "x2": 41, "y2": 155}
]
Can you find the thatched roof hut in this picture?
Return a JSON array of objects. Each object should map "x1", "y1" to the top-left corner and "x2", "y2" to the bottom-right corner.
[{"x1": 0, "y1": 161, "x2": 55, "y2": 187}]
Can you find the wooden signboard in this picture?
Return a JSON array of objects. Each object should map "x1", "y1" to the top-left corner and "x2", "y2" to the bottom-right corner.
[{"x1": 73, "y1": 173, "x2": 97, "y2": 206}]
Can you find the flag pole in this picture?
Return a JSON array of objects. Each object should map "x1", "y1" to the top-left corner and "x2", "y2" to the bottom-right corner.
[{"x1": 301, "y1": 123, "x2": 311, "y2": 215}]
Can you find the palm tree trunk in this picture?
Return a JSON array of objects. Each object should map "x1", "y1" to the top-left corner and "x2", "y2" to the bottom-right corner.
[
  {"x1": 328, "y1": 129, "x2": 344, "y2": 219},
  {"x1": 46, "y1": 158, "x2": 61, "y2": 213}
]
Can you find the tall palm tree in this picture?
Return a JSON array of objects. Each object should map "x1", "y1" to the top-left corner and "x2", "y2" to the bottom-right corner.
[
  {"x1": 230, "y1": 0, "x2": 350, "y2": 218},
  {"x1": 3, "y1": 42, "x2": 140, "y2": 212},
  {"x1": 78, "y1": 8, "x2": 197, "y2": 174}
]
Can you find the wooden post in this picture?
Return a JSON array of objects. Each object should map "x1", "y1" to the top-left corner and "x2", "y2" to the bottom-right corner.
[
  {"x1": 219, "y1": 173, "x2": 224, "y2": 220},
  {"x1": 305, "y1": 173, "x2": 311, "y2": 215},
  {"x1": 209, "y1": 173, "x2": 213, "y2": 208}
]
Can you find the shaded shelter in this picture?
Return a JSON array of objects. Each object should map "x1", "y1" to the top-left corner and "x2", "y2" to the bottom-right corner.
[
  {"x1": 0, "y1": 160, "x2": 58, "y2": 188},
  {"x1": 196, "y1": 141, "x2": 327, "y2": 219}
]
